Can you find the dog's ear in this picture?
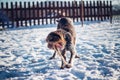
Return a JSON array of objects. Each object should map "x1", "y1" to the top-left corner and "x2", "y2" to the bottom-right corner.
[
  {"x1": 65, "y1": 32, "x2": 72, "y2": 43},
  {"x1": 56, "y1": 19, "x2": 59, "y2": 22}
]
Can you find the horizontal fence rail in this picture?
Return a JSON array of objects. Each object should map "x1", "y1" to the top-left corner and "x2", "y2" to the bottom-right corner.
[{"x1": 0, "y1": 1, "x2": 112, "y2": 28}]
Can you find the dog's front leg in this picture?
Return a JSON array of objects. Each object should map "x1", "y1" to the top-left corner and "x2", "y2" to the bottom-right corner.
[
  {"x1": 55, "y1": 47, "x2": 68, "y2": 69},
  {"x1": 49, "y1": 51, "x2": 56, "y2": 60},
  {"x1": 61, "y1": 49, "x2": 67, "y2": 69}
]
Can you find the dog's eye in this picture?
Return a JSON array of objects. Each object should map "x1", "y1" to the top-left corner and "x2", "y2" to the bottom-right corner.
[
  {"x1": 49, "y1": 36, "x2": 60, "y2": 42},
  {"x1": 49, "y1": 37, "x2": 53, "y2": 41}
]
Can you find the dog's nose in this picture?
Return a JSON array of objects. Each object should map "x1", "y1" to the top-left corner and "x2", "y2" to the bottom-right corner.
[
  {"x1": 48, "y1": 43, "x2": 53, "y2": 49},
  {"x1": 48, "y1": 43, "x2": 57, "y2": 50}
]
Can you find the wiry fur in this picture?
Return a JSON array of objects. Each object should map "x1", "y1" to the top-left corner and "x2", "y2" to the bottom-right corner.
[{"x1": 46, "y1": 17, "x2": 79, "y2": 69}]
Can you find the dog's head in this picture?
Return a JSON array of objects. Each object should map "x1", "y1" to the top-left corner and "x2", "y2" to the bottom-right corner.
[
  {"x1": 57, "y1": 17, "x2": 73, "y2": 27},
  {"x1": 46, "y1": 29, "x2": 66, "y2": 50}
]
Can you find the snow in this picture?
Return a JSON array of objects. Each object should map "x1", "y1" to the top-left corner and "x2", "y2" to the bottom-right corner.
[{"x1": 0, "y1": 21, "x2": 120, "y2": 80}]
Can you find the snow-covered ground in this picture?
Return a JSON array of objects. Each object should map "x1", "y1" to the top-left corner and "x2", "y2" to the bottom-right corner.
[{"x1": 0, "y1": 21, "x2": 120, "y2": 80}]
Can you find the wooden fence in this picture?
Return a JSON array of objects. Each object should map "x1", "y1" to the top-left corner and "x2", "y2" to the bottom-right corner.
[{"x1": 0, "y1": 1, "x2": 112, "y2": 28}]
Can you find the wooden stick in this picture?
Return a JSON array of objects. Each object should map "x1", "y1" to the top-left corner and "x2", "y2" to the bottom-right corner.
[{"x1": 54, "y1": 46, "x2": 67, "y2": 65}]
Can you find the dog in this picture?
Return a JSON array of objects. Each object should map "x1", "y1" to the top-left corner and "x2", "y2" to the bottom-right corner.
[
  {"x1": 46, "y1": 17, "x2": 79, "y2": 69},
  {"x1": 50, "y1": 17, "x2": 79, "y2": 59}
]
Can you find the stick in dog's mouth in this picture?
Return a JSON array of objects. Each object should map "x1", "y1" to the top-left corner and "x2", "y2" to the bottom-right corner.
[
  {"x1": 54, "y1": 45, "x2": 67, "y2": 66},
  {"x1": 47, "y1": 41, "x2": 64, "y2": 50}
]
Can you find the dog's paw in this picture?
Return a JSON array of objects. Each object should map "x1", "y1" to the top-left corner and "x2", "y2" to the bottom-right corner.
[
  {"x1": 60, "y1": 66, "x2": 65, "y2": 69},
  {"x1": 75, "y1": 55, "x2": 80, "y2": 58},
  {"x1": 49, "y1": 57, "x2": 55, "y2": 60},
  {"x1": 60, "y1": 64, "x2": 72, "y2": 69},
  {"x1": 60, "y1": 64, "x2": 67, "y2": 69},
  {"x1": 65, "y1": 64, "x2": 72, "y2": 68}
]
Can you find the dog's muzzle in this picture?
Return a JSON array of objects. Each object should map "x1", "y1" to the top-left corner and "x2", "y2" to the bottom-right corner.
[{"x1": 47, "y1": 41, "x2": 65, "y2": 50}]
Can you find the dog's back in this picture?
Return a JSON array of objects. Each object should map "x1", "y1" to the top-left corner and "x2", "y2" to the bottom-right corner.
[{"x1": 57, "y1": 17, "x2": 76, "y2": 45}]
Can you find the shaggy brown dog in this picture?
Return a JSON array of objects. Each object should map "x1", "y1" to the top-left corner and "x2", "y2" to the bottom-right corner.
[{"x1": 46, "y1": 17, "x2": 79, "y2": 69}]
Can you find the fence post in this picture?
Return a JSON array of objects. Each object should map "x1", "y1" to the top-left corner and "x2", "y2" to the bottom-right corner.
[
  {"x1": 5, "y1": 2, "x2": 9, "y2": 28},
  {"x1": 60, "y1": 1, "x2": 64, "y2": 18},
  {"x1": 97, "y1": 1, "x2": 99, "y2": 21},
  {"x1": 74, "y1": 1, "x2": 79, "y2": 22},
  {"x1": 53, "y1": 1, "x2": 56, "y2": 24},
  {"x1": 48, "y1": 1, "x2": 52, "y2": 24},
  {"x1": 64, "y1": 1, "x2": 66, "y2": 17},
  {"x1": 106, "y1": 1, "x2": 109, "y2": 20},
  {"x1": 110, "y1": 1, "x2": 112, "y2": 23},
  {"x1": 0, "y1": 3, "x2": 5, "y2": 28},
  {"x1": 86, "y1": 1, "x2": 89, "y2": 21},
  {"x1": 81, "y1": 0, "x2": 84, "y2": 27},
  {"x1": 10, "y1": 2, "x2": 14, "y2": 27},
  {"x1": 103, "y1": 1, "x2": 106, "y2": 20},
  {"x1": 41, "y1": 2, "x2": 44, "y2": 25},
  {"x1": 45, "y1": 1, "x2": 47, "y2": 24},
  {"x1": 37, "y1": 2, "x2": 40, "y2": 25},
  {"x1": 24, "y1": 2, "x2": 27, "y2": 26},
  {"x1": 100, "y1": 1, "x2": 103, "y2": 21},
  {"x1": 15, "y1": 2, "x2": 19, "y2": 27},
  {"x1": 93, "y1": 1, "x2": 96, "y2": 21},
  {"x1": 56, "y1": 1, "x2": 59, "y2": 18},
  {"x1": 19, "y1": 2, "x2": 23, "y2": 27},
  {"x1": 28, "y1": 2, "x2": 31, "y2": 26},
  {"x1": 72, "y1": 1, "x2": 75, "y2": 22},
  {"x1": 90, "y1": 1, "x2": 93, "y2": 21},
  {"x1": 68, "y1": 1, "x2": 71, "y2": 18},
  {"x1": 32, "y1": 2, "x2": 36, "y2": 25}
]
